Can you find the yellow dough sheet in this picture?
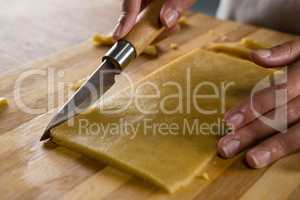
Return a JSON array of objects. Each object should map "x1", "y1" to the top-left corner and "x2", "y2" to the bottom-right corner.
[{"x1": 51, "y1": 48, "x2": 273, "y2": 193}]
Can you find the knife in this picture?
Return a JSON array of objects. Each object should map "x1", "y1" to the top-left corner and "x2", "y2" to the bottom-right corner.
[{"x1": 40, "y1": 0, "x2": 165, "y2": 141}]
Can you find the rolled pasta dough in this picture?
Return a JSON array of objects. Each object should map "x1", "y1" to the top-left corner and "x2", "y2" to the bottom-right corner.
[{"x1": 51, "y1": 48, "x2": 273, "y2": 193}]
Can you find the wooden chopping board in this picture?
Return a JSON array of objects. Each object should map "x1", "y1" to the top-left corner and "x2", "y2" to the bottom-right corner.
[{"x1": 0, "y1": 13, "x2": 299, "y2": 200}]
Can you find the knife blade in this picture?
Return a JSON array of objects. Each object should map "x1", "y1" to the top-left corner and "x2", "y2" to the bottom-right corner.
[
  {"x1": 40, "y1": 0, "x2": 165, "y2": 141},
  {"x1": 41, "y1": 40, "x2": 136, "y2": 141},
  {"x1": 41, "y1": 59, "x2": 119, "y2": 141}
]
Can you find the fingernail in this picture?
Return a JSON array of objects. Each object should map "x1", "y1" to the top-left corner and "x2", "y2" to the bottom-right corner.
[
  {"x1": 113, "y1": 23, "x2": 122, "y2": 40},
  {"x1": 255, "y1": 49, "x2": 272, "y2": 58},
  {"x1": 249, "y1": 150, "x2": 272, "y2": 168},
  {"x1": 226, "y1": 113, "x2": 244, "y2": 128},
  {"x1": 219, "y1": 139, "x2": 240, "y2": 157},
  {"x1": 163, "y1": 8, "x2": 179, "y2": 28}
]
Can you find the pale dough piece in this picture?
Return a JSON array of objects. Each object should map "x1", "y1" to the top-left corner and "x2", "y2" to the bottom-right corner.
[
  {"x1": 206, "y1": 42, "x2": 252, "y2": 60},
  {"x1": 178, "y1": 16, "x2": 190, "y2": 26},
  {"x1": 71, "y1": 78, "x2": 87, "y2": 91},
  {"x1": 51, "y1": 49, "x2": 273, "y2": 193},
  {"x1": 201, "y1": 172, "x2": 210, "y2": 181},
  {"x1": 92, "y1": 34, "x2": 114, "y2": 47},
  {"x1": 241, "y1": 38, "x2": 270, "y2": 50},
  {"x1": 0, "y1": 97, "x2": 8, "y2": 111},
  {"x1": 206, "y1": 38, "x2": 270, "y2": 60},
  {"x1": 142, "y1": 45, "x2": 158, "y2": 57},
  {"x1": 208, "y1": 30, "x2": 216, "y2": 36},
  {"x1": 170, "y1": 43, "x2": 179, "y2": 50}
]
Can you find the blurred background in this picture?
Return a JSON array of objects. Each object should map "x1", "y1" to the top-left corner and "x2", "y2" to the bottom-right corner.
[
  {"x1": 193, "y1": 0, "x2": 220, "y2": 16},
  {"x1": 0, "y1": 0, "x2": 221, "y2": 72}
]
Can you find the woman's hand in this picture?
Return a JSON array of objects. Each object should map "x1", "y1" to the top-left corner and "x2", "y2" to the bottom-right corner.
[
  {"x1": 218, "y1": 39, "x2": 300, "y2": 168},
  {"x1": 112, "y1": 0, "x2": 196, "y2": 40}
]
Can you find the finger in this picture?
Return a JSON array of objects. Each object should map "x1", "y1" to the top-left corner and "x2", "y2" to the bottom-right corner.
[
  {"x1": 225, "y1": 60, "x2": 300, "y2": 130},
  {"x1": 246, "y1": 122, "x2": 300, "y2": 168},
  {"x1": 160, "y1": 0, "x2": 196, "y2": 28},
  {"x1": 218, "y1": 95, "x2": 300, "y2": 158},
  {"x1": 113, "y1": 0, "x2": 142, "y2": 40},
  {"x1": 252, "y1": 38, "x2": 300, "y2": 67}
]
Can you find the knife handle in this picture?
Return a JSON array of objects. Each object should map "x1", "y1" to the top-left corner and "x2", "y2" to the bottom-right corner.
[
  {"x1": 104, "y1": 0, "x2": 165, "y2": 70},
  {"x1": 124, "y1": 0, "x2": 165, "y2": 57}
]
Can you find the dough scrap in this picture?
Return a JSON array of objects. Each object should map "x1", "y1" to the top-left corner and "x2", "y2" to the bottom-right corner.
[
  {"x1": 92, "y1": 34, "x2": 114, "y2": 47},
  {"x1": 142, "y1": 45, "x2": 158, "y2": 57},
  {"x1": 0, "y1": 97, "x2": 8, "y2": 111},
  {"x1": 201, "y1": 172, "x2": 210, "y2": 181},
  {"x1": 71, "y1": 78, "x2": 87, "y2": 91},
  {"x1": 206, "y1": 38, "x2": 270, "y2": 60},
  {"x1": 208, "y1": 30, "x2": 216, "y2": 36},
  {"x1": 51, "y1": 48, "x2": 273, "y2": 193},
  {"x1": 170, "y1": 43, "x2": 179, "y2": 50},
  {"x1": 178, "y1": 16, "x2": 190, "y2": 26},
  {"x1": 241, "y1": 38, "x2": 270, "y2": 50}
]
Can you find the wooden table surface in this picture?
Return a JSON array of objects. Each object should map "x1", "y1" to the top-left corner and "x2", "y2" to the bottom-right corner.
[
  {"x1": 0, "y1": 1, "x2": 300, "y2": 200},
  {"x1": 0, "y1": 0, "x2": 120, "y2": 74}
]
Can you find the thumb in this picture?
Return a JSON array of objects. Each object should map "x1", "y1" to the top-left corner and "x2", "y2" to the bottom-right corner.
[{"x1": 251, "y1": 39, "x2": 300, "y2": 67}]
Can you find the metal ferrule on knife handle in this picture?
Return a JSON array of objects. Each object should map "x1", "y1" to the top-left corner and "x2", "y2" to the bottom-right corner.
[
  {"x1": 104, "y1": 0, "x2": 165, "y2": 70},
  {"x1": 103, "y1": 40, "x2": 136, "y2": 69}
]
